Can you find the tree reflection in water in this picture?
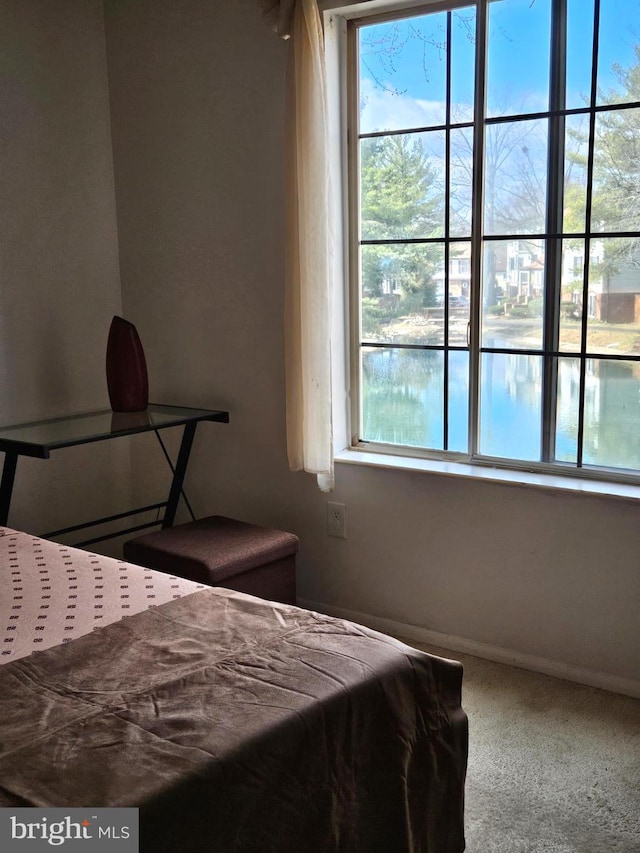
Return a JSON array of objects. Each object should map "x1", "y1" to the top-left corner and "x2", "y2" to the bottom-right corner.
[{"x1": 363, "y1": 348, "x2": 640, "y2": 472}]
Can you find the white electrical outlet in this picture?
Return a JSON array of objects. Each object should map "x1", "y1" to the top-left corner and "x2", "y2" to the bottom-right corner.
[{"x1": 327, "y1": 502, "x2": 347, "y2": 538}]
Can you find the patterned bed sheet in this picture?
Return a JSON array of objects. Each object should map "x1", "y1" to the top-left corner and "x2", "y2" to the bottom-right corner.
[{"x1": 0, "y1": 526, "x2": 208, "y2": 664}]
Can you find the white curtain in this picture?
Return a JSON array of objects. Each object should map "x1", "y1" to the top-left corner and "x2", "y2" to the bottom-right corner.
[{"x1": 262, "y1": 0, "x2": 334, "y2": 492}]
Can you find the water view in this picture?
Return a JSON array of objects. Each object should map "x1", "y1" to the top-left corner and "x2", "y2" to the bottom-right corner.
[
  {"x1": 362, "y1": 321, "x2": 640, "y2": 473},
  {"x1": 356, "y1": 0, "x2": 640, "y2": 476}
]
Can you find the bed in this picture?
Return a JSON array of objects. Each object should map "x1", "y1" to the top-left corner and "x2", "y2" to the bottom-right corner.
[{"x1": 0, "y1": 526, "x2": 467, "y2": 852}]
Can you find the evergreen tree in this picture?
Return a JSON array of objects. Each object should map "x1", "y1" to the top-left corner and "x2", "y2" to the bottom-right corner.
[
  {"x1": 591, "y1": 45, "x2": 640, "y2": 269},
  {"x1": 360, "y1": 135, "x2": 443, "y2": 312}
]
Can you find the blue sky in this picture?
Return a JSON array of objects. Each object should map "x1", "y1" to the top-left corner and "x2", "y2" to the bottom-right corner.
[{"x1": 359, "y1": 0, "x2": 640, "y2": 133}]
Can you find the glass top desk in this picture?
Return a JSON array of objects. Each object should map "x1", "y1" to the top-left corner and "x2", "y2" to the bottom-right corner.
[{"x1": 0, "y1": 404, "x2": 229, "y2": 545}]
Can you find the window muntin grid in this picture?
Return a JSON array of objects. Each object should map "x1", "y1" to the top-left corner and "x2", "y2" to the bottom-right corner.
[{"x1": 351, "y1": 0, "x2": 640, "y2": 480}]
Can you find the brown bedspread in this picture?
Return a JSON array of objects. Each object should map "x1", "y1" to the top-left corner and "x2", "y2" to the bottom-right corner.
[{"x1": 0, "y1": 588, "x2": 467, "y2": 852}]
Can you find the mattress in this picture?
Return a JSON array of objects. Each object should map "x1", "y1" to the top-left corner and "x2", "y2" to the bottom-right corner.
[
  {"x1": 0, "y1": 527, "x2": 206, "y2": 663},
  {"x1": 0, "y1": 527, "x2": 467, "y2": 852}
]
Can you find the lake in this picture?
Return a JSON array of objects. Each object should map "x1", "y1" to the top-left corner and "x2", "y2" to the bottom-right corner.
[{"x1": 362, "y1": 345, "x2": 640, "y2": 472}]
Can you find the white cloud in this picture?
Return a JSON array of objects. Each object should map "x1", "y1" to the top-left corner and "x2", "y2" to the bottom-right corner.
[{"x1": 359, "y1": 78, "x2": 473, "y2": 134}]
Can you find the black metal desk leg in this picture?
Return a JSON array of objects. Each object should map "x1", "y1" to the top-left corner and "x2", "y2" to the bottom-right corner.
[
  {"x1": 0, "y1": 451, "x2": 19, "y2": 526},
  {"x1": 162, "y1": 422, "x2": 197, "y2": 528}
]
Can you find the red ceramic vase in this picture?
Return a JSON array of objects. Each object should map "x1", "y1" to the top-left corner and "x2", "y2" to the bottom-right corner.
[{"x1": 106, "y1": 316, "x2": 149, "y2": 412}]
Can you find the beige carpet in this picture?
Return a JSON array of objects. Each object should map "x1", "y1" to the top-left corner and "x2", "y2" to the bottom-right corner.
[{"x1": 407, "y1": 642, "x2": 640, "y2": 853}]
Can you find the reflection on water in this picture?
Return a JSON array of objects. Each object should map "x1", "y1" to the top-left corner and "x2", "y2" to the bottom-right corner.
[
  {"x1": 362, "y1": 347, "x2": 640, "y2": 471},
  {"x1": 362, "y1": 349, "x2": 470, "y2": 452},
  {"x1": 561, "y1": 358, "x2": 640, "y2": 470},
  {"x1": 363, "y1": 349, "x2": 444, "y2": 449}
]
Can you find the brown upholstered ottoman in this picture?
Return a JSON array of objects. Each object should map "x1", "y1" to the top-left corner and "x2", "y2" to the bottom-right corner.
[{"x1": 123, "y1": 516, "x2": 298, "y2": 605}]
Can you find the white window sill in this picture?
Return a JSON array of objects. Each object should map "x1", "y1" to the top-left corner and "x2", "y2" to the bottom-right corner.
[{"x1": 334, "y1": 448, "x2": 640, "y2": 502}]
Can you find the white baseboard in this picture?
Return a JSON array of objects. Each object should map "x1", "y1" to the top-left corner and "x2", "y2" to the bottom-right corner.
[{"x1": 298, "y1": 597, "x2": 640, "y2": 700}]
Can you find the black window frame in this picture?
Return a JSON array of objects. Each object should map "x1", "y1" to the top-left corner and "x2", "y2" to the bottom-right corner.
[{"x1": 348, "y1": 0, "x2": 640, "y2": 484}]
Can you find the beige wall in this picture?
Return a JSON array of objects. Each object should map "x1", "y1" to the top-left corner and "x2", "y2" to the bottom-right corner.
[
  {"x1": 103, "y1": 0, "x2": 292, "y2": 520},
  {"x1": 2, "y1": 0, "x2": 636, "y2": 693},
  {"x1": 0, "y1": 0, "x2": 128, "y2": 541}
]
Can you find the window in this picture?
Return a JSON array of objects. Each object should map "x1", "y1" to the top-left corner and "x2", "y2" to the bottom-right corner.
[{"x1": 347, "y1": 0, "x2": 640, "y2": 480}]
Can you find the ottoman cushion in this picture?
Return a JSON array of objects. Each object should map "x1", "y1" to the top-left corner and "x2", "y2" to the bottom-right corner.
[{"x1": 123, "y1": 516, "x2": 299, "y2": 587}]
